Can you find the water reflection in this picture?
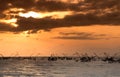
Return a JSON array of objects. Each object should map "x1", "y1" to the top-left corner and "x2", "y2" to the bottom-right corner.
[{"x1": 0, "y1": 59, "x2": 120, "y2": 77}]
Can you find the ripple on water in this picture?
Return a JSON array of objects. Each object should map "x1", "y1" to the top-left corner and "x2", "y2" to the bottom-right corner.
[{"x1": 0, "y1": 59, "x2": 120, "y2": 77}]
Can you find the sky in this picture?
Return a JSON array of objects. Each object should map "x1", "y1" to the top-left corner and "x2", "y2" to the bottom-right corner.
[{"x1": 0, "y1": 0, "x2": 120, "y2": 56}]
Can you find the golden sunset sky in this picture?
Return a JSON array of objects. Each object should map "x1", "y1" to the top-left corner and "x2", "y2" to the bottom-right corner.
[{"x1": 0, "y1": 0, "x2": 120, "y2": 56}]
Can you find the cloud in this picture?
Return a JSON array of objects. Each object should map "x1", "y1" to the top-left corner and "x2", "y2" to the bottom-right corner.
[
  {"x1": 15, "y1": 12, "x2": 120, "y2": 31},
  {"x1": 0, "y1": 0, "x2": 119, "y2": 12},
  {"x1": 0, "y1": 0, "x2": 35, "y2": 12},
  {"x1": 59, "y1": 32, "x2": 93, "y2": 36},
  {"x1": 0, "y1": 23, "x2": 15, "y2": 31},
  {"x1": 34, "y1": 0, "x2": 120, "y2": 12},
  {"x1": 0, "y1": 11, "x2": 120, "y2": 32},
  {"x1": 53, "y1": 32, "x2": 107, "y2": 40},
  {"x1": 54, "y1": 36, "x2": 101, "y2": 40},
  {"x1": 35, "y1": 0, "x2": 80, "y2": 12},
  {"x1": 0, "y1": 0, "x2": 120, "y2": 33},
  {"x1": 0, "y1": 0, "x2": 79, "y2": 12}
]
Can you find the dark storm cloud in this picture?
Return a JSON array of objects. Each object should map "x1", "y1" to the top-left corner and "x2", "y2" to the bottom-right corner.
[
  {"x1": 0, "y1": 0, "x2": 79, "y2": 12},
  {"x1": 0, "y1": 14, "x2": 6, "y2": 19},
  {"x1": 0, "y1": 0, "x2": 35, "y2": 12},
  {"x1": 54, "y1": 32, "x2": 107, "y2": 40},
  {"x1": 0, "y1": 11, "x2": 120, "y2": 32},
  {"x1": 14, "y1": 12, "x2": 120, "y2": 32},
  {"x1": 0, "y1": 0, "x2": 120, "y2": 32},
  {"x1": 14, "y1": 14, "x2": 98, "y2": 32},
  {"x1": 35, "y1": 0, "x2": 80, "y2": 11},
  {"x1": 35, "y1": 0, "x2": 120, "y2": 12},
  {"x1": 0, "y1": 23, "x2": 14, "y2": 31},
  {"x1": 0, "y1": 0, "x2": 119, "y2": 12}
]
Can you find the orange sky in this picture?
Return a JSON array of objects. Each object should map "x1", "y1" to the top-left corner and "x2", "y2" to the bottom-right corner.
[
  {"x1": 0, "y1": 0, "x2": 120, "y2": 56},
  {"x1": 0, "y1": 26, "x2": 120, "y2": 56}
]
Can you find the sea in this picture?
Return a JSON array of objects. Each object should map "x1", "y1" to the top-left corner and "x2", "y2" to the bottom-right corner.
[{"x1": 0, "y1": 57, "x2": 120, "y2": 77}]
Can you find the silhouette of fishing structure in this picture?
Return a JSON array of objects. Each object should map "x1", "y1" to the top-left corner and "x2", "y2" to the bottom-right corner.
[
  {"x1": 0, "y1": 52, "x2": 120, "y2": 63},
  {"x1": 48, "y1": 54, "x2": 57, "y2": 61},
  {"x1": 101, "y1": 52, "x2": 120, "y2": 63},
  {"x1": 47, "y1": 52, "x2": 120, "y2": 63}
]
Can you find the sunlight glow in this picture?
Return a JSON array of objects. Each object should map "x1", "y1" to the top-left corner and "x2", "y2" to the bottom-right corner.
[
  {"x1": 56, "y1": 0, "x2": 84, "y2": 4},
  {"x1": 0, "y1": 18, "x2": 18, "y2": 27},
  {"x1": 20, "y1": 31, "x2": 30, "y2": 37},
  {"x1": 3, "y1": 8, "x2": 25, "y2": 17},
  {"x1": 19, "y1": 11, "x2": 73, "y2": 19},
  {"x1": 19, "y1": 11, "x2": 42, "y2": 18}
]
